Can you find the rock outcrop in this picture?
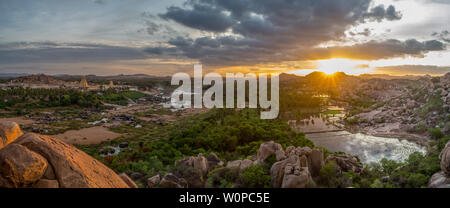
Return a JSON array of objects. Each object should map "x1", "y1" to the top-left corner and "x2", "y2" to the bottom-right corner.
[
  {"x1": 429, "y1": 141, "x2": 450, "y2": 188},
  {"x1": 256, "y1": 141, "x2": 285, "y2": 162},
  {"x1": 175, "y1": 153, "x2": 208, "y2": 188},
  {"x1": 270, "y1": 144, "x2": 323, "y2": 188},
  {"x1": 226, "y1": 159, "x2": 253, "y2": 171},
  {"x1": 0, "y1": 121, "x2": 23, "y2": 149},
  {"x1": 0, "y1": 130, "x2": 133, "y2": 188}
]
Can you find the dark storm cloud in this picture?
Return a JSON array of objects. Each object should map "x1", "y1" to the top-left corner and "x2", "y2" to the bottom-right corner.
[
  {"x1": 148, "y1": 0, "x2": 434, "y2": 66},
  {"x1": 148, "y1": 37, "x2": 445, "y2": 66},
  {"x1": 0, "y1": 42, "x2": 150, "y2": 64},
  {"x1": 363, "y1": 5, "x2": 402, "y2": 22},
  {"x1": 159, "y1": 5, "x2": 236, "y2": 32}
]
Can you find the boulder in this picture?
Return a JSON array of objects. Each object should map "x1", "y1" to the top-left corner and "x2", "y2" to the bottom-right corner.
[
  {"x1": 270, "y1": 160, "x2": 288, "y2": 188},
  {"x1": 147, "y1": 175, "x2": 160, "y2": 188},
  {"x1": 428, "y1": 171, "x2": 450, "y2": 188},
  {"x1": 159, "y1": 173, "x2": 187, "y2": 188},
  {"x1": 271, "y1": 155, "x2": 314, "y2": 188},
  {"x1": 272, "y1": 155, "x2": 314, "y2": 188},
  {"x1": 324, "y1": 154, "x2": 363, "y2": 174},
  {"x1": 275, "y1": 150, "x2": 286, "y2": 161},
  {"x1": 440, "y1": 141, "x2": 450, "y2": 175},
  {"x1": 175, "y1": 154, "x2": 209, "y2": 187},
  {"x1": 310, "y1": 149, "x2": 324, "y2": 177},
  {"x1": 0, "y1": 121, "x2": 23, "y2": 149},
  {"x1": 32, "y1": 179, "x2": 59, "y2": 188},
  {"x1": 226, "y1": 159, "x2": 253, "y2": 171},
  {"x1": 206, "y1": 152, "x2": 223, "y2": 171},
  {"x1": 11, "y1": 133, "x2": 130, "y2": 188},
  {"x1": 256, "y1": 141, "x2": 283, "y2": 162},
  {"x1": 0, "y1": 144, "x2": 48, "y2": 187},
  {"x1": 176, "y1": 153, "x2": 208, "y2": 176},
  {"x1": 119, "y1": 173, "x2": 138, "y2": 188}
]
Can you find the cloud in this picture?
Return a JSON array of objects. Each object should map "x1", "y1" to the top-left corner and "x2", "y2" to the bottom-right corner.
[
  {"x1": 362, "y1": 5, "x2": 402, "y2": 22},
  {"x1": 432, "y1": 30, "x2": 450, "y2": 43},
  {"x1": 321, "y1": 39, "x2": 446, "y2": 60},
  {"x1": 159, "y1": 5, "x2": 236, "y2": 32},
  {"x1": 148, "y1": 0, "x2": 426, "y2": 67},
  {"x1": 374, "y1": 65, "x2": 450, "y2": 75},
  {"x1": 0, "y1": 42, "x2": 150, "y2": 64}
]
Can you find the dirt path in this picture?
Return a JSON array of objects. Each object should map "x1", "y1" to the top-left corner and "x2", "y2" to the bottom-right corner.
[
  {"x1": 52, "y1": 126, "x2": 122, "y2": 145},
  {"x1": 0, "y1": 117, "x2": 34, "y2": 125}
]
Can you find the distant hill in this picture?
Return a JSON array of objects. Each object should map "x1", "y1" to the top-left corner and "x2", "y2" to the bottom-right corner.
[{"x1": 0, "y1": 73, "x2": 31, "y2": 78}]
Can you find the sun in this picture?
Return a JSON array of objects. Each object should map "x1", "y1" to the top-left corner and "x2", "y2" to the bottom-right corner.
[{"x1": 317, "y1": 58, "x2": 372, "y2": 75}]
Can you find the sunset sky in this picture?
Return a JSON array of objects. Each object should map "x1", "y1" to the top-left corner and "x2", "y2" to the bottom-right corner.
[{"x1": 0, "y1": 0, "x2": 449, "y2": 76}]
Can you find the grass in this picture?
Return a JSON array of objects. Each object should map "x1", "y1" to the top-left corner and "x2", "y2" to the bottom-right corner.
[{"x1": 323, "y1": 110, "x2": 341, "y2": 115}]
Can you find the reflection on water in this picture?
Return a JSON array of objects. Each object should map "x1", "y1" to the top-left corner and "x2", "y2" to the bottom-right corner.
[
  {"x1": 288, "y1": 106, "x2": 345, "y2": 133},
  {"x1": 306, "y1": 131, "x2": 426, "y2": 164},
  {"x1": 288, "y1": 106, "x2": 426, "y2": 164}
]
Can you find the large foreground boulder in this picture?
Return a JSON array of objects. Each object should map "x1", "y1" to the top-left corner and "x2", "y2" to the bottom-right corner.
[
  {"x1": 0, "y1": 121, "x2": 23, "y2": 149},
  {"x1": 0, "y1": 144, "x2": 48, "y2": 187},
  {"x1": 1, "y1": 133, "x2": 131, "y2": 188}
]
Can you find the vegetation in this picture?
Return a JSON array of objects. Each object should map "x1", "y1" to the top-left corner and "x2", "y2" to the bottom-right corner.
[{"x1": 79, "y1": 108, "x2": 314, "y2": 180}]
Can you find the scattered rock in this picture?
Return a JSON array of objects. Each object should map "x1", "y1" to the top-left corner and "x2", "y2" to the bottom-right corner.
[{"x1": 119, "y1": 142, "x2": 129, "y2": 148}]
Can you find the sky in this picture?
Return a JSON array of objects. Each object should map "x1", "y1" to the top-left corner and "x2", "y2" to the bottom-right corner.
[{"x1": 0, "y1": 0, "x2": 449, "y2": 76}]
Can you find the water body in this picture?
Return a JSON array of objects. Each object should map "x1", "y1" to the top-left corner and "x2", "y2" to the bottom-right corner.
[
  {"x1": 306, "y1": 131, "x2": 426, "y2": 164},
  {"x1": 289, "y1": 107, "x2": 426, "y2": 164}
]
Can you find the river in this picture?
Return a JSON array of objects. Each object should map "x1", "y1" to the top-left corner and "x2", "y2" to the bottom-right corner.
[{"x1": 288, "y1": 107, "x2": 426, "y2": 164}]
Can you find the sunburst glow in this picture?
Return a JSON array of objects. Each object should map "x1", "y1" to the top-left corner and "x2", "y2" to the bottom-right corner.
[{"x1": 317, "y1": 59, "x2": 373, "y2": 75}]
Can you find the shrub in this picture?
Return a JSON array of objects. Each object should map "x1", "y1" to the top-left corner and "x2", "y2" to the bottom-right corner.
[
  {"x1": 240, "y1": 165, "x2": 271, "y2": 188},
  {"x1": 429, "y1": 128, "x2": 444, "y2": 140}
]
